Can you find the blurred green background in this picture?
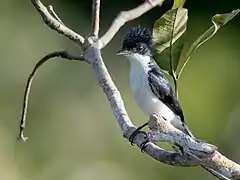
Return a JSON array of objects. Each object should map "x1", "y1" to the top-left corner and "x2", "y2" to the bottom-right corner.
[{"x1": 1, "y1": 0, "x2": 240, "y2": 180}]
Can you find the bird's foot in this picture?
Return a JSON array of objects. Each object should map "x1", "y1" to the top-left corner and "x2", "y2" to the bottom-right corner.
[
  {"x1": 129, "y1": 128, "x2": 151, "y2": 153},
  {"x1": 129, "y1": 122, "x2": 149, "y2": 145},
  {"x1": 129, "y1": 129, "x2": 147, "y2": 145}
]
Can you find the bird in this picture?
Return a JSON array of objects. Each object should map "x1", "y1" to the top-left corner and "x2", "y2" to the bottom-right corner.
[{"x1": 116, "y1": 26, "x2": 196, "y2": 147}]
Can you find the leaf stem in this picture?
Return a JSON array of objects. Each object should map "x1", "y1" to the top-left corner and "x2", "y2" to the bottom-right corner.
[
  {"x1": 169, "y1": 9, "x2": 178, "y2": 98},
  {"x1": 172, "y1": 72, "x2": 178, "y2": 99}
]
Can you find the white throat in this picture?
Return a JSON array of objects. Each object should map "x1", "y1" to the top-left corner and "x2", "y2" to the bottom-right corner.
[{"x1": 126, "y1": 53, "x2": 151, "y2": 70}]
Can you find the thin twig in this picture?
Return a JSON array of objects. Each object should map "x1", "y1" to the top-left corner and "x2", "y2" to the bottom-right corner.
[
  {"x1": 177, "y1": 55, "x2": 190, "y2": 79},
  {"x1": 98, "y1": 0, "x2": 164, "y2": 49},
  {"x1": 47, "y1": 5, "x2": 65, "y2": 25},
  {"x1": 91, "y1": 0, "x2": 100, "y2": 37},
  {"x1": 31, "y1": 0, "x2": 85, "y2": 45},
  {"x1": 18, "y1": 51, "x2": 84, "y2": 141}
]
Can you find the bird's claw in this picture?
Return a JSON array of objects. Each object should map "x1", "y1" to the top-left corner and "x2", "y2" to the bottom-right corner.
[
  {"x1": 129, "y1": 122, "x2": 149, "y2": 145},
  {"x1": 129, "y1": 130, "x2": 147, "y2": 145},
  {"x1": 140, "y1": 138, "x2": 150, "y2": 152},
  {"x1": 128, "y1": 129, "x2": 150, "y2": 153}
]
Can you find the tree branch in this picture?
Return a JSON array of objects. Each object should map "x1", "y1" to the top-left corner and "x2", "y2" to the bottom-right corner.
[
  {"x1": 19, "y1": 0, "x2": 240, "y2": 179},
  {"x1": 91, "y1": 0, "x2": 101, "y2": 37},
  {"x1": 18, "y1": 51, "x2": 84, "y2": 141},
  {"x1": 148, "y1": 114, "x2": 240, "y2": 179},
  {"x1": 47, "y1": 5, "x2": 65, "y2": 25},
  {"x1": 31, "y1": 0, "x2": 85, "y2": 45},
  {"x1": 98, "y1": 0, "x2": 164, "y2": 49}
]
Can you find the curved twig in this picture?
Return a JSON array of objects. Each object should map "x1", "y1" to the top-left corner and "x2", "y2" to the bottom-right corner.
[{"x1": 18, "y1": 51, "x2": 84, "y2": 141}]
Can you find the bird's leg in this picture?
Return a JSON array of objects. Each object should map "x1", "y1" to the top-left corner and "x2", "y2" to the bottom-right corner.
[{"x1": 129, "y1": 122, "x2": 149, "y2": 145}]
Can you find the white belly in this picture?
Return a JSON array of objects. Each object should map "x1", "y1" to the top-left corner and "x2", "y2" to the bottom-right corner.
[{"x1": 130, "y1": 72, "x2": 183, "y2": 130}]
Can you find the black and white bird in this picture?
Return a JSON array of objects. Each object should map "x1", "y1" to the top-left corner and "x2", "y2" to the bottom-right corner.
[{"x1": 117, "y1": 26, "x2": 195, "y2": 143}]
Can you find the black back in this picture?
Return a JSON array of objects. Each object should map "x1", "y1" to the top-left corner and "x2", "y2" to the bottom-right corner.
[{"x1": 147, "y1": 61, "x2": 185, "y2": 122}]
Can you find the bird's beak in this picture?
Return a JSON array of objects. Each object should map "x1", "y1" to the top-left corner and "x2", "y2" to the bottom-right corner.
[{"x1": 116, "y1": 49, "x2": 131, "y2": 56}]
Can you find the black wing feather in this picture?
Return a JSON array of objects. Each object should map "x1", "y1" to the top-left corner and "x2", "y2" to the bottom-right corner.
[
  {"x1": 147, "y1": 63, "x2": 185, "y2": 122},
  {"x1": 148, "y1": 66, "x2": 197, "y2": 139}
]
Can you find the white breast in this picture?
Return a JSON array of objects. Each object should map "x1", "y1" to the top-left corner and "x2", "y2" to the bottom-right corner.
[{"x1": 129, "y1": 59, "x2": 182, "y2": 130}]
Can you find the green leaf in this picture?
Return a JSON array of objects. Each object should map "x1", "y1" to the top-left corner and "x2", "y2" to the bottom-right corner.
[
  {"x1": 172, "y1": 0, "x2": 185, "y2": 9},
  {"x1": 153, "y1": 8, "x2": 188, "y2": 73},
  {"x1": 178, "y1": 9, "x2": 240, "y2": 78}
]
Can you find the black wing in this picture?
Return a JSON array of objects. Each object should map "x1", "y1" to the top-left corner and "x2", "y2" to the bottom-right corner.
[
  {"x1": 147, "y1": 62, "x2": 197, "y2": 138},
  {"x1": 147, "y1": 63, "x2": 185, "y2": 122}
]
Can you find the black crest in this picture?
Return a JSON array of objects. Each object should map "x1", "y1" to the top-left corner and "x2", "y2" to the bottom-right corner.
[{"x1": 122, "y1": 26, "x2": 153, "y2": 55}]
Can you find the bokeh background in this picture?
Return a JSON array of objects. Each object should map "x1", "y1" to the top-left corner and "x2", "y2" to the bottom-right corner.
[{"x1": 1, "y1": 0, "x2": 240, "y2": 180}]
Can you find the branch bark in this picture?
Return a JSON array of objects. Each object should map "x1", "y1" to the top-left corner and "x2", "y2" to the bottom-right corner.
[
  {"x1": 19, "y1": 0, "x2": 240, "y2": 179},
  {"x1": 91, "y1": 0, "x2": 101, "y2": 37},
  {"x1": 31, "y1": 0, "x2": 85, "y2": 45},
  {"x1": 148, "y1": 114, "x2": 240, "y2": 179},
  {"x1": 47, "y1": 5, "x2": 65, "y2": 25}
]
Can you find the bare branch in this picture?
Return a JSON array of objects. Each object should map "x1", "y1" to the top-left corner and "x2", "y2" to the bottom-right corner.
[
  {"x1": 148, "y1": 114, "x2": 240, "y2": 180},
  {"x1": 31, "y1": 0, "x2": 85, "y2": 45},
  {"x1": 18, "y1": 51, "x2": 85, "y2": 142},
  {"x1": 47, "y1": 5, "x2": 65, "y2": 25},
  {"x1": 91, "y1": 0, "x2": 101, "y2": 37},
  {"x1": 98, "y1": 0, "x2": 164, "y2": 49}
]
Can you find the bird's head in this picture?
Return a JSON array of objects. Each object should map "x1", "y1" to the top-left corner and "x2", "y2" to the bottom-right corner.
[{"x1": 117, "y1": 26, "x2": 153, "y2": 63}]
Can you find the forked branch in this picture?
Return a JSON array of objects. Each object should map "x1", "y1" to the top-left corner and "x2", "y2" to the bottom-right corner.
[{"x1": 31, "y1": 0, "x2": 85, "y2": 45}]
